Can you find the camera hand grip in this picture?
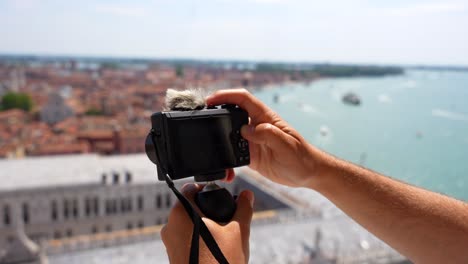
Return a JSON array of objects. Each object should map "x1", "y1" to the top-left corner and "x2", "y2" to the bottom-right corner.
[{"x1": 195, "y1": 188, "x2": 236, "y2": 222}]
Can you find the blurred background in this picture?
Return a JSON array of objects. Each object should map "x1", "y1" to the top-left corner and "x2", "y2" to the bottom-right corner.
[{"x1": 0, "y1": 0, "x2": 467, "y2": 263}]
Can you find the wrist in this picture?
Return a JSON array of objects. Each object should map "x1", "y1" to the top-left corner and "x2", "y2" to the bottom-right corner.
[{"x1": 301, "y1": 144, "x2": 338, "y2": 192}]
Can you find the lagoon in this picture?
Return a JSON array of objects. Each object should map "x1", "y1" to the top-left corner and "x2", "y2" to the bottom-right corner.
[{"x1": 254, "y1": 70, "x2": 468, "y2": 201}]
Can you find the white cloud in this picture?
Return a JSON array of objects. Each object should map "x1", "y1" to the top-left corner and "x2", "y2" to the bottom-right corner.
[
  {"x1": 384, "y1": 2, "x2": 466, "y2": 16},
  {"x1": 250, "y1": 0, "x2": 288, "y2": 3},
  {"x1": 6, "y1": 0, "x2": 39, "y2": 9},
  {"x1": 217, "y1": 0, "x2": 290, "y2": 4},
  {"x1": 95, "y1": 4, "x2": 148, "y2": 17}
]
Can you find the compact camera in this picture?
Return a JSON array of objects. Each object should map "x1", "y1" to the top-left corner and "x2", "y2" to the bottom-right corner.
[{"x1": 145, "y1": 104, "x2": 250, "y2": 182}]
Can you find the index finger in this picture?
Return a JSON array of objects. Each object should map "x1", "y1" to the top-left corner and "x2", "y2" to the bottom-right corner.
[
  {"x1": 206, "y1": 88, "x2": 273, "y2": 124},
  {"x1": 168, "y1": 183, "x2": 205, "y2": 223}
]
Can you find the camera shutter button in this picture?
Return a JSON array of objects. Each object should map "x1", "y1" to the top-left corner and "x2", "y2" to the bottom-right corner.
[{"x1": 221, "y1": 104, "x2": 237, "y2": 109}]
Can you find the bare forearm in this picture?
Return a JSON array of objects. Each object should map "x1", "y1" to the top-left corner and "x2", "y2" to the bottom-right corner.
[{"x1": 308, "y1": 145, "x2": 468, "y2": 263}]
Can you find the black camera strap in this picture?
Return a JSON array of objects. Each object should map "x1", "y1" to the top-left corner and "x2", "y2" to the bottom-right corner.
[
  {"x1": 150, "y1": 129, "x2": 229, "y2": 263},
  {"x1": 162, "y1": 173, "x2": 229, "y2": 264}
]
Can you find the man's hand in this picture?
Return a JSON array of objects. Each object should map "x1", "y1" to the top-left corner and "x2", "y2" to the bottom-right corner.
[
  {"x1": 208, "y1": 88, "x2": 468, "y2": 263},
  {"x1": 161, "y1": 184, "x2": 254, "y2": 264},
  {"x1": 207, "y1": 88, "x2": 321, "y2": 188}
]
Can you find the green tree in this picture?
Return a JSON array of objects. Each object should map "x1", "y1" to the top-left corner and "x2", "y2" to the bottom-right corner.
[
  {"x1": 175, "y1": 64, "x2": 184, "y2": 78},
  {"x1": 84, "y1": 108, "x2": 104, "y2": 116},
  {"x1": 1, "y1": 92, "x2": 33, "y2": 112}
]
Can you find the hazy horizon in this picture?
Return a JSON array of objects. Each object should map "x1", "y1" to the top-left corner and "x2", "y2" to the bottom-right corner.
[
  {"x1": 1, "y1": 0, "x2": 468, "y2": 66},
  {"x1": 4, "y1": 52, "x2": 468, "y2": 69}
]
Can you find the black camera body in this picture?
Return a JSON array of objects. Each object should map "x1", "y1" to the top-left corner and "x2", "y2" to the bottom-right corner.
[{"x1": 145, "y1": 104, "x2": 250, "y2": 182}]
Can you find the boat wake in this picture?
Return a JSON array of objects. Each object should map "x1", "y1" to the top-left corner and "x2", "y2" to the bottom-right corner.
[
  {"x1": 377, "y1": 94, "x2": 392, "y2": 104},
  {"x1": 298, "y1": 103, "x2": 325, "y2": 117},
  {"x1": 432, "y1": 109, "x2": 468, "y2": 122},
  {"x1": 402, "y1": 80, "x2": 417, "y2": 88}
]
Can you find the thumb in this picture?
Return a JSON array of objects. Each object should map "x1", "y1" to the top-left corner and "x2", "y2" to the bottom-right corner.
[
  {"x1": 241, "y1": 123, "x2": 290, "y2": 149},
  {"x1": 232, "y1": 190, "x2": 254, "y2": 227}
]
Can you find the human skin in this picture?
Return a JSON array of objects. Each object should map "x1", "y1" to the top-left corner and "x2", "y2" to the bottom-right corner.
[
  {"x1": 162, "y1": 88, "x2": 468, "y2": 264},
  {"x1": 160, "y1": 184, "x2": 254, "y2": 264}
]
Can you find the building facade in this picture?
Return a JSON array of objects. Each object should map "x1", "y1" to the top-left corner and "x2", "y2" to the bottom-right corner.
[
  {"x1": 0, "y1": 171, "x2": 181, "y2": 250},
  {"x1": 0, "y1": 154, "x2": 182, "y2": 251}
]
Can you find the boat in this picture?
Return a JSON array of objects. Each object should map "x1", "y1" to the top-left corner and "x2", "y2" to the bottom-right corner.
[
  {"x1": 273, "y1": 94, "x2": 279, "y2": 104},
  {"x1": 342, "y1": 92, "x2": 361, "y2": 106}
]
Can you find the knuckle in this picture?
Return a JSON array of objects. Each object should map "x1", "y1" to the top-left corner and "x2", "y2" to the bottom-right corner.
[
  {"x1": 259, "y1": 123, "x2": 274, "y2": 133},
  {"x1": 160, "y1": 225, "x2": 167, "y2": 241},
  {"x1": 239, "y1": 88, "x2": 250, "y2": 97}
]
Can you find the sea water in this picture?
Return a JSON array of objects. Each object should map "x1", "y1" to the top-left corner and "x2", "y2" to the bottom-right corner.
[{"x1": 253, "y1": 70, "x2": 468, "y2": 201}]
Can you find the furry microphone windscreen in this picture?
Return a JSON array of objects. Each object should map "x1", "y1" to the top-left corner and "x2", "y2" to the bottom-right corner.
[{"x1": 165, "y1": 89, "x2": 206, "y2": 111}]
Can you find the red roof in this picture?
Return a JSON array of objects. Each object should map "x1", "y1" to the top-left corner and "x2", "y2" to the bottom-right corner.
[{"x1": 0, "y1": 109, "x2": 27, "y2": 120}]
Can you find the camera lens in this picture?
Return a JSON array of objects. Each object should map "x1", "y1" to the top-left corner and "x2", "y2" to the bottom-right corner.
[{"x1": 145, "y1": 133, "x2": 158, "y2": 165}]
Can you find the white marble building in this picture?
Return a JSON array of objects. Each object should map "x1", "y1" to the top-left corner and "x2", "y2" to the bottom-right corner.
[{"x1": 0, "y1": 154, "x2": 182, "y2": 256}]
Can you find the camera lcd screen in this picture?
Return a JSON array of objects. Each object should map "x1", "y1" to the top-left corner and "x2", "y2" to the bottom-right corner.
[{"x1": 168, "y1": 116, "x2": 237, "y2": 175}]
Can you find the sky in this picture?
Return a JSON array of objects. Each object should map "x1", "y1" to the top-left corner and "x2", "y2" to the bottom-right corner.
[{"x1": 1, "y1": 0, "x2": 468, "y2": 66}]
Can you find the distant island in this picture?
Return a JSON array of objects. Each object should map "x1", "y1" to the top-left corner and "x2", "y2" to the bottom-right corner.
[
  {"x1": 409, "y1": 65, "x2": 468, "y2": 72},
  {"x1": 0, "y1": 54, "x2": 405, "y2": 79},
  {"x1": 255, "y1": 63, "x2": 404, "y2": 77}
]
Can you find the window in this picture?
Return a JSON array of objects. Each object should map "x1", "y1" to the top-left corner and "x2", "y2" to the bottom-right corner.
[
  {"x1": 105, "y1": 225, "x2": 112, "y2": 232},
  {"x1": 93, "y1": 197, "x2": 99, "y2": 216},
  {"x1": 3, "y1": 205, "x2": 10, "y2": 226},
  {"x1": 51, "y1": 201, "x2": 58, "y2": 221},
  {"x1": 156, "y1": 194, "x2": 161, "y2": 209},
  {"x1": 105, "y1": 199, "x2": 118, "y2": 214},
  {"x1": 105, "y1": 200, "x2": 111, "y2": 215},
  {"x1": 137, "y1": 196, "x2": 144, "y2": 211},
  {"x1": 112, "y1": 199, "x2": 118, "y2": 214},
  {"x1": 166, "y1": 193, "x2": 171, "y2": 208},
  {"x1": 138, "y1": 221, "x2": 144, "y2": 228},
  {"x1": 112, "y1": 172, "x2": 119, "y2": 184},
  {"x1": 63, "y1": 199, "x2": 69, "y2": 219},
  {"x1": 125, "y1": 171, "x2": 132, "y2": 183},
  {"x1": 22, "y1": 203, "x2": 29, "y2": 224},
  {"x1": 92, "y1": 226, "x2": 98, "y2": 234},
  {"x1": 127, "y1": 197, "x2": 133, "y2": 212},
  {"x1": 54, "y1": 231, "x2": 62, "y2": 239},
  {"x1": 66, "y1": 229, "x2": 73, "y2": 237},
  {"x1": 121, "y1": 198, "x2": 127, "y2": 212},
  {"x1": 120, "y1": 197, "x2": 132, "y2": 213},
  {"x1": 85, "y1": 198, "x2": 91, "y2": 217},
  {"x1": 72, "y1": 200, "x2": 78, "y2": 218},
  {"x1": 127, "y1": 222, "x2": 133, "y2": 230}
]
